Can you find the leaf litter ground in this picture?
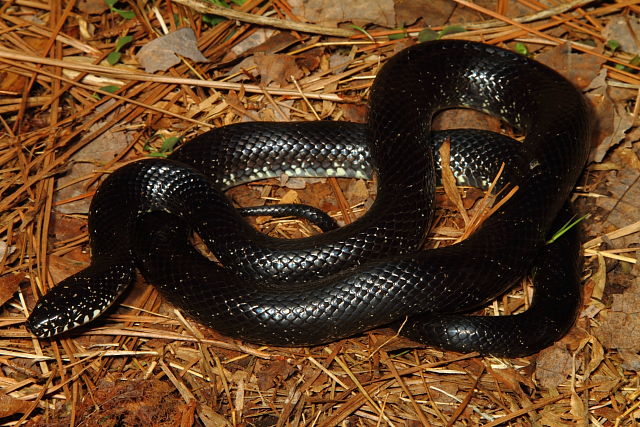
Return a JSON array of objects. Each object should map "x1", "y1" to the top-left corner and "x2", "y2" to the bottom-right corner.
[{"x1": 0, "y1": 0, "x2": 639, "y2": 425}]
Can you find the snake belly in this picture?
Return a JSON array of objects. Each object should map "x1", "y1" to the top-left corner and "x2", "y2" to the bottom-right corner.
[{"x1": 28, "y1": 40, "x2": 590, "y2": 356}]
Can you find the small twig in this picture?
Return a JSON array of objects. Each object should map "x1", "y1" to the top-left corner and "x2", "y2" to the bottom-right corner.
[
  {"x1": 0, "y1": 48, "x2": 350, "y2": 102},
  {"x1": 173, "y1": 0, "x2": 356, "y2": 38},
  {"x1": 463, "y1": 0, "x2": 597, "y2": 30}
]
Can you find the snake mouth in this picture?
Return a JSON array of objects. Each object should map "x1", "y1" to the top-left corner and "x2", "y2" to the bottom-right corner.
[
  {"x1": 27, "y1": 310, "x2": 67, "y2": 338},
  {"x1": 28, "y1": 292, "x2": 107, "y2": 338},
  {"x1": 28, "y1": 294, "x2": 101, "y2": 338},
  {"x1": 27, "y1": 262, "x2": 134, "y2": 338},
  {"x1": 28, "y1": 293, "x2": 117, "y2": 338}
]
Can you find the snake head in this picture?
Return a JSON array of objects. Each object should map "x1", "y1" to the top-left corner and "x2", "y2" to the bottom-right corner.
[
  {"x1": 27, "y1": 262, "x2": 134, "y2": 337},
  {"x1": 27, "y1": 289, "x2": 83, "y2": 337}
]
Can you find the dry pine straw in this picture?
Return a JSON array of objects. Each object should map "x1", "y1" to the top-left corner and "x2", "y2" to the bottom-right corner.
[{"x1": 0, "y1": 0, "x2": 639, "y2": 425}]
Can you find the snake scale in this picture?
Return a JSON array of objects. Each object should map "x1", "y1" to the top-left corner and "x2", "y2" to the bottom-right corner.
[{"x1": 28, "y1": 40, "x2": 590, "y2": 357}]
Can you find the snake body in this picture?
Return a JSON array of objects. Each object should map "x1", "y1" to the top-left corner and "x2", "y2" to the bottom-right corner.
[{"x1": 28, "y1": 40, "x2": 590, "y2": 356}]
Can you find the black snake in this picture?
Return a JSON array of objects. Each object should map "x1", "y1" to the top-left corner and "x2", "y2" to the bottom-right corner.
[{"x1": 28, "y1": 40, "x2": 590, "y2": 357}]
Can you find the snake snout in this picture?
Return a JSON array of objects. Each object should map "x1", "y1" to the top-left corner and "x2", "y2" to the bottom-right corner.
[
  {"x1": 28, "y1": 312, "x2": 66, "y2": 338},
  {"x1": 28, "y1": 262, "x2": 135, "y2": 337},
  {"x1": 28, "y1": 292, "x2": 81, "y2": 337}
]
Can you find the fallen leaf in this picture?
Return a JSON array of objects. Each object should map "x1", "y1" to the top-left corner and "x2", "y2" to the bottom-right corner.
[
  {"x1": 0, "y1": 71, "x2": 28, "y2": 94},
  {"x1": 255, "y1": 359, "x2": 295, "y2": 391},
  {"x1": 595, "y1": 283, "x2": 640, "y2": 369},
  {"x1": 592, "y1": 406, "x2": 623, "y2": 422},
  {"x1": 279, "y1": 189, "x2": 300, "y2": 204},
  {"x1": 394, "y1": 0, "x2": 456, "y2": 26},
  {"x1": 539, "y1": 406, "x2": 568, "y2": 426},
  {"x1": 222, "y1": 31, "x2": 298, "y2": 63},
  {"x1": 51, "y1": 216, "x2": 87, "y2": 242},
  {"x1": 226, "y1": 182, "x2": 265, "y2": 210},
  {"x1": 253, "y1": 53, "x2": 304, "y2": 86},
  {"x1": 536, "y1": 43, "x2": 604, "y2": 89},
  {"x1": 619, "y1": 350, "x2": 640, "y2": 370},
  {"x1": 76, "y1": 0, "x2": 109, "y2": 14},
  {"x1": 296, "y1": 48, "x2": 324, "y2": 73},
  {"x1": 0, "y1": 395, "x2": 32, "y2": 418},
  {"x1": 586, "y1": 69, "x2": 636, "y2": 162},
  {"x1": 54, "y1": 111, "x2": 132, "y2": 214},
  {"x1": 432, "y1": 109, "x2": 502, "y2": 132},
  {"x1": 535, "y1": 344, "x2": 574, "y2": 389},
  {"x1": 603, "y1": 15, "x2": 640, "y2": 53},
  {"x1": 136, "y1": 28, "x2": 209, "y2": 73},
  {"x1": 288, "y1": 0, "x2": 395, "y2": 27},
  {"x1": 340, "y1": 103, "x2": 367, "y2": 123},
  {"x1": 282, "y1": 177, "x2": 308, "y2": 190},
  {"x1": 329, "y1": 51, "x2": 354, "y2": 74},
  {"x1": 570, "y1": 387, "x2": 587, "y2": 422},
  {"x1": 0, "y1": 272, "x2": 24, "y2": 307},
  {"x1": 447, "y1": 0, "x2": 530, "y2": 24},
  {"x1": 229, "y1": 29, "x2": 277, "y2": 57},
  {"x1": 48, "y1": 252, "x2": 90, "y2": 284},
  {"x1": 486, "y1": 364, "x2": 535, "y2": 395},
  {"x1": 592, "y1": 147, "x2": 640, "y2": 249},
  {"x1": 302, "y1": 180, "x2": 338, "y2": 214},
  {"x1": 344, "y1": 179, "x2": 369, "y2": 206}
]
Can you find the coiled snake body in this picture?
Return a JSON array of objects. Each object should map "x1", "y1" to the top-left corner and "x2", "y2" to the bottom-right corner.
[{"x1": 28, "y1": 40, "x2": 590, "y2": 357}]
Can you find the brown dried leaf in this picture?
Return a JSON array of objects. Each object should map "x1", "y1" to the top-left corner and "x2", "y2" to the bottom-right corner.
[
  {"x1": 618, "y1": 350, "x2": 640, "y2": 371},
  {"x1": 0, "y1": 71, "x2": 28, "y2": 94},
  {"x1": 592, "y1": 148, "x2": 640, "y2": 248},
  {"x1": 51, "y1": 216, "x2": 86, "y2": 242},
  {"x1": 394, "y1": 0, "x2": 456, "y2": 26},
  {"x1": 302, "y1": 181, "x2": 338, "y2": 213},
  {"x1": 255, "y1": 359, "x2": 295, "y2": 391},
  {"x1": 447, "y1": 0, "x2": 529, "y2": 23},
  {"x1": 224, "y1": 29, "x2": 276, "y2": 60},
  {"x1": 288, "y1": 0, "x2": 395, "y2": 27},
  {"x1": 591, "y1": 253, "x2": 607, "y2": 301},
  {"x1": 570, "y1": 388, "x2": 587, "y2": 422},
  {"x1": 433, "y1": 109, "x2": 502, "y2": 132},
  {"x1": 0, "y1": 394, "x2": 31, "y2": 418},
  {"x1": 279, "y1": 189, "x2": 300, "y2": 204},
  {"x1": 535, "y1": 344, "x2": 574, "y2": 389},
  {"x1": 76, "y1": 0, "x2": 109, "y2": 14},
  {"x1": 603, "y1": 15, "x2": 640, "y2": 53},
  {"x1": 487, "y1": 365, "x2": 534, "y2": 394},
  {"x1": 536, "y1": 43, "x2": 604, "y2": 90},
  {"x1": 54, "y1": 120, "x2": 132, "y2": 214},
  {"x1": 539, "y1": 407, "x2": 568, "y2": 426},
  {"x1": 596, "y1": 283, "x2": 640, "y2": 364},
  {"x1": 48, "y1": 251, "x2": 90, "y2": 284},
  {"x1": 226, "y1": 183, "x2": 265, "y2": 211},
  {"x1": 253, "y1": 53, "x2": 304, "y2": 87},
  {"x1": 296, "y1": 48, "x2": 324, "y2": 73},
  {"x1": 344, "y1": 179, "x2": 369, "y2": 206},
  {"x1": 222, "y1": 30, "x2": 301, "y2": 64},
  {"x1": 340, "y1": 103, "x2": 367, "y2": 123},
  {"x1": 587, "y1": 70, "x2": 636, "y2": 162},
  {"x1": 246, "y1": 32, "x2": 299, "y2": 56},
  {"x1": 136, "y1": 28, "x2": 209, "y2": 73},
  {"x1": 0, "y1": 272, "x2": 24, "y2": 307}
]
